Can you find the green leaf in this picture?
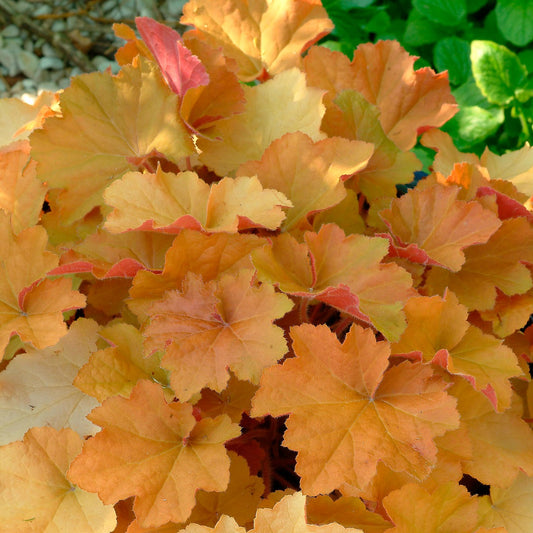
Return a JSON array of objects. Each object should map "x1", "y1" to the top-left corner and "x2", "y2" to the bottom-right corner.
[
  {"x1": 518, "y1": 50, "x2": 533, "y2": 72},
  {"x1": 495, "y1": 0, "x2": 533, "y2": 47},
  {"x1": 434, "y1": 37, "x2": 471, "y2": 86},
  {"x1": 404, "y1": 10, "x2": 450, "y2": 46},
  {"x1": 412, "y1": 0, "x2": 467, "y2": 26},
  {"x1": 365, "y1": 10, "x2": 391, "y2": 35},
  {"x1": 453, "y1": 77, "x2": 491, "y2": 108},
  {"x1": 444, "y1": 105, "x2": 505, "y2": 147},
  {"x1": 471, "y1": 40, "x2": 528, "y2": 106},
  {"x1": 466, "y1": 0, "x2": 491, "y2": 12}
]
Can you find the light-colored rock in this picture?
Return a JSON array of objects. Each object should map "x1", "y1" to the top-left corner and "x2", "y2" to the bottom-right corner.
[{"x1": 18, "y1": 50, "x2": 40, "y2": 78}]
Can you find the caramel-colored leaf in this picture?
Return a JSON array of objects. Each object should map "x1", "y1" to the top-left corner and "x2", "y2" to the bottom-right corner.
[
  {"x1": 0, "y1": 212, "x2": 85, "y2": 357},
  {"x1": 128, "y1": 231, "x2": 263, "y2": 321},
  {"x1": 198, "y1": 68, "x2": 325, "y2": 176},
  {"x1": 181, "y1": 0, "x2": 333, "y2": 81},
  {"x1": 321, "y1": 90, "x2": 421, "y2": 201},
  {"x1": 0, "y1": 140, "x2": 46, "y2": 233},
  {"x1": 0, "y1": 427, "x2": 116, "y2": 532},
  {"x1": 382, "y1": 482, "x2": 480, "y2": 533},
  {"x1": 74, "y1": 322, "x2": 169, "y2": 403},
  {"x1": 68, "y1": 380, "x2": 241, "y2": 528},
  {"x1": 144, "y1": 270, "x2": 293, "y2": 401},
  {"x1": 104, "y1": 168, "x2": 291, "y2": 233},
  {"x1": 252, "y1": 224, "x2": 415, "y2": 341},
  {"x1": 425, "y1": 218, "x2": 533, "y2": 311},
  {"x1": 450, "y1": 379, "x2": 533, "y2": 488},
  {"x1": 250, "y1": 492, "x2": 363, "y2": 533},
  {"x1": 391, "y1": 292, "x2": 523, "y2": 411},
  {"x1": 251, "y1": 324, "x2": 460, "y2": 493},
  {"x1": 304, "y1": 43, "x2": 457, "y2": 150},
  {"x1": 30, "y1": 56, "x2": 194, "y2": 225},
  {"x1": 349, "y1": 41, "x2": 457, "y2": 151},
  {"x1": 380, "y1": 184, "x2": 501, "y2": 271},
  {"x1": 237, "y1": 131, "x2": 373, "y2": 232}
]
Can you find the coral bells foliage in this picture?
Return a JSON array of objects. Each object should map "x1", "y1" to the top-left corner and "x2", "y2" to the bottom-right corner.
[{"x1": 3, "y1": 3, "x2": 533, "y2": 533}]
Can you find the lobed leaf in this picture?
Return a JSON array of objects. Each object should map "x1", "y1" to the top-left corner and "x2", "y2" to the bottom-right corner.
[
  {"x1": 198, "y1": 68, "x2": 326, "y2": 176},
  {"x1": 0, "y1": 427, "x2": 116, "y2": 532},
  {"x1": 144, "y1": 270, "x2": 293, "y2": 401},
  {"x1": 380, "y1": 183, "x2": 502, "y2": 271},
  {"x1": 30, "y1": 56, "x2": 194, "y2": 225},
  {"x1": 68, "y1": 380, "x2": 241, "y2": 528},
  {"x1": 104, "y1": 168, "x2": 292, "y2": 234},
  {"x1": 0, "y1": 318, "x2": 100, "y2": 446},
  {"x1": 252, "y1": 224, "x2": 415, "y2": 341},
  {"x1": 181, "y1": 0, "x2": 333, "y2": 81},
  {"x1": 391, "y1": 292, "x2": 523, "y2": 411},
  {"x1": 251, "y1": 324, "x2": 460, "y2": 493},
  {"x1": 237, "y1": 131, "x2": 373, "y2": 231}
]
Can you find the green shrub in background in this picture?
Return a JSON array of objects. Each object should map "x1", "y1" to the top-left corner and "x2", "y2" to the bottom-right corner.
[{"x1": 320, "y1": 0, "x2": 533, "y2": 155}]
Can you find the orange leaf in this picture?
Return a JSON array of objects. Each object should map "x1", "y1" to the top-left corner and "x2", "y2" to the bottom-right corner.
[
  {"x1": 391, "y1": 291, "x2": 523, "y2": 411},
  {"x1": 380, "y1": 184, "x2": 501, "y2": 271},
  {"x1": 180, "y1": 36, "x2": 246, "y2": 131},
  {"x1": 187, "y1": 452, "x2": 264, "y2": 528},
  {"x1": 181, "y1": 0, "x2": 333, "y2": 81},
  {"x1": 0, "y1": 91, "x2": 57, "y2": 146},
  {"x1": 251, "y1": 324, "x2": 460, "y2": 493},
  {"x1": 350, "y1": 41, "x2": 457, "y2": 151},
  {"x1": 30, "y1": 56, "x2": 194, "y2": 225},
  {"x1": 144, "y1": 270, "x2": 293, "y2": 401},
  {"x1": 256, "y1": 493, "x2": 363, "y2": 533},
  {"x1": 252, "y1": 224, "x2": 415, "y2": 341},
  {"x1": 128, "y1": 231, "x2": 263, "y2": 321},
  {"x1": 17, "y1": 277, "x2": 86, "y2": 350},
  {"x1": 481, "y1": 143, "x2": 533, "y2": 197},
  {"x1": 127, "y1": 452, "x2": 264, "y2": 532},
  {"x1": 425, "y1": 218, "x2": 533, "y2": 311},
  {"x1": 196, "y1": 373, "x2": 258, "y2": 424},
  {"x1": 479, "y1": 291, "x2": 533, "y2": 338},
  {"x1": 0, "y1": 140, "x2": 46, "y2": 234},
  {"x1": 0, "y1": 427, "x2": 116, "y2": 532},
  {"x1": 0, "y1": 318, "x2": 100, "y2": 446},
  {"x1": 103, "y1": 168, "x2": 291, "y2": 233},
  {"x1": 382, "y1": 482, "x2": 480, "y2": 533},
  {"x1": 74, "y1": 322, "x2": 169, "y2": 403},
  {"x1": 0, "y1": 212, "x2": 85, "y2": 357},
  {"x1": 306, "y1": 494, "x2": 392, "y2": 532},
  {"x1": 237, "y1": 131, "x2": 373, "y2": 232},
  {"x1": 197, "y1": 68, "x2": 325, "y2": 176},
  {"x1": 68, "y1": 380, "x2": 241, "y2": 528},
  {"x1": 178, "y1": 516, "x2": 244, "y2": 533},
  {"x1": 321, "y1": 90, "x2": 421, "y2": 201},
  {"x1": 450, "y1": 379, "x2": 533, "y2": 488},
  {"x1": 485, "y1": 472, "x2": 533, "y2": 531},
  {"x1": 420, "y1": 129, "x2": 479, "y2": 179},
  {"x1": 304, "y1": 43, "x2": 457, "y2": 150},
  {"x1": 54, "y1": 229, "x2": 174, "y2": 279}
]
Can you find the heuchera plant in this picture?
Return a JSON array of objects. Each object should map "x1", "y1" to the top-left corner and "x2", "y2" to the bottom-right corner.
[{"x1": 0, "y1": 1, "x2": 533, "y2": 531}]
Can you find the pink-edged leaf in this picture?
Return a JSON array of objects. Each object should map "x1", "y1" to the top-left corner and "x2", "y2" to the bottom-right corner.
[
  {"x1": 136, "y1": 16, "x2": 209, "y2": 97},
  {"x1": 476, "y1": 186, "x2": 533, "y2": 223},
  {"x1": 377, "y1": 232, "x2": 444, "y2": 268}
]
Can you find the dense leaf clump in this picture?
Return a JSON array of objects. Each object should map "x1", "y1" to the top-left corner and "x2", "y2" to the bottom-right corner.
[{"x1": 0, "y1": 1, "x2": 532, "y2": 532}]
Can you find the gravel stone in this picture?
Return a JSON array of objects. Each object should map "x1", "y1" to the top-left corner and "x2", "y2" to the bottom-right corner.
[
  {"x1": 2, "y1": 25, "x2": 20, "y2": 38},
  {"x1": 18, "y1": 50, "x2": 40, "y2": 78},
  {"x1": 0, "y1": 0, "x2": 185, "y2": 99},
  {"x1": 0, "y1": 48, "x2": 19, "y2": 76}
]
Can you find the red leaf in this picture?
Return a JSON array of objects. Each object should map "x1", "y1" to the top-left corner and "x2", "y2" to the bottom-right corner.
[{"x1": 136, "y1": 16, "x2": 209, "y2": 98}]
